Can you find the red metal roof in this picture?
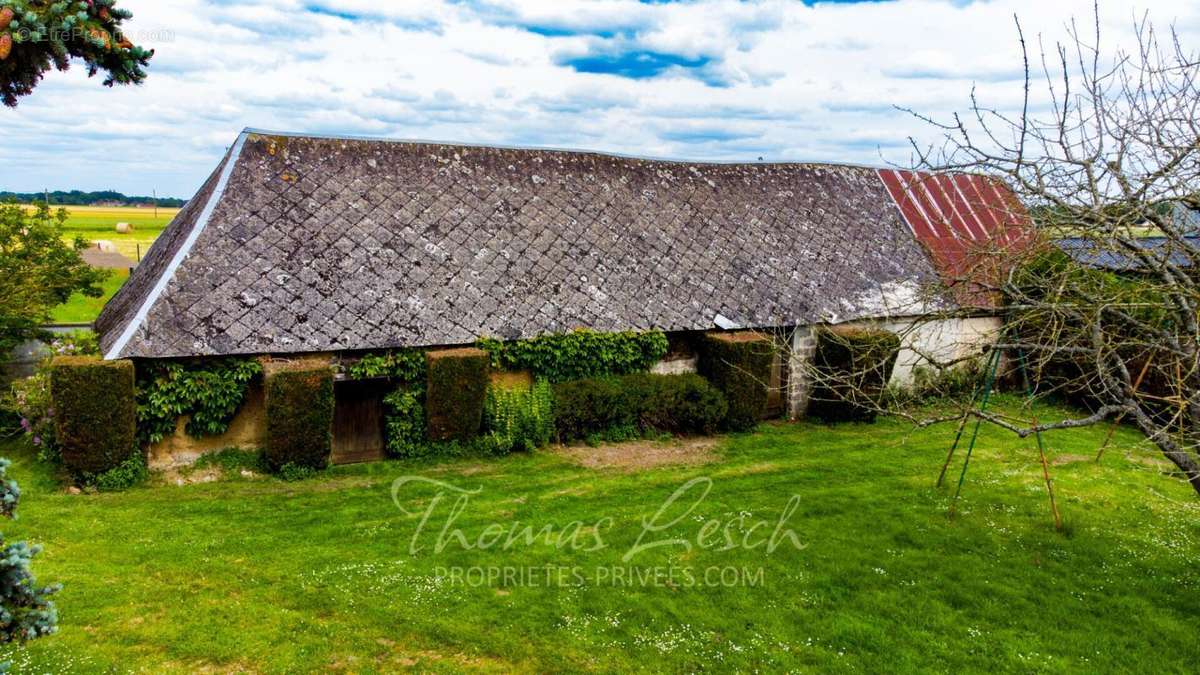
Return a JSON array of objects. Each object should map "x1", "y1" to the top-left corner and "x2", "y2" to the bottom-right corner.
[{"x1": 877, "y1": 169, "x2": 1036, "y2": 307}]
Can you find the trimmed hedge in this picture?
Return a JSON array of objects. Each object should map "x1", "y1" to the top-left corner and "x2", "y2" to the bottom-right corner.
[
  {"x1": 698, "y1": 332, "x2": 774, "y2": 432},
  {"x1": 553, "y1": 373, "x2": 727, "y2": 442},
  {"x1": 426, "y1": 348, "x2": 490, "y2": 442},
  {"x1": 807, "y1": 326, "x2": 901, "y2": 423},
  {"x1": 49, "y1": 356, "x2": 137, "y2": 477},
  {"x1": 264, "y1": 360, "x2": 334, "y2": 472}
]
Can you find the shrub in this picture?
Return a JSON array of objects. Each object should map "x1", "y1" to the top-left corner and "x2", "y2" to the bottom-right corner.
[
  {"x1": 135, "y1": 357, "x2": 263, "y2": 446},
  {"x1": 477, "y1": 329, "x2": 669, "y2": 383},
  {"x1": 263, "y1": 361, "x2": 334, "y2": 472},
  {"x1": 93, "y1": 453, "x2": 148, "y2": 492},
  {"x1": 7, "y1": 370, "x2": 55, "y2": 462},
  {"x1": 643, "y1": 373, "x2": 728, "y2": 436},
  {"x1": 49, "y1": 356, "x2": 137, "y2": 478},
  {"x1": 383, "y1": 386, "x2": 427, "y2": 458},
  {"x1": 885, "y1": 362, "x2": 983, "y2": 409},
  {"x1": 698, "y1": 332, "x2": 774, "y2": 432},
  {"x1": 484, "y1": 380, "x2": 555, "y2": 453},
  {"x1": 552, "y1": 376, "x2": 635, "y2": 441},
  {"x1": 0, "y1": 458, "x2": 59, "y2": 644},
  {"x1": 276, "y1": 462, "x2": 320, "y2": 482},
  {"x1": 553, "y1": 373, "x2": 727, "y2": 442},
  {"x1": 425, "y1": 348, "x2": 490, "y2": 442},
  {"x1": 6, "y1": 331, "x2": 102, "y2": 463},
  {"x1": 807, "y1": 326, "x2": 901, "y2": 423}
]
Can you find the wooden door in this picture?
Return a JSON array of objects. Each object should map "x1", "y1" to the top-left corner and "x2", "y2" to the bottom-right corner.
[{"x1": 332, "y1": 379, "x2": 388, "y2": 464}]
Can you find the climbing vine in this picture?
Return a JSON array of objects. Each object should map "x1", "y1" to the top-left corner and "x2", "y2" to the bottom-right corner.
[
  {"x1": 476, "y1": 329, "x2": 669, "y2": 383},
  {"x1": 135, "y1": 358, "x2": 262, "y2": 446},
  {"x1": 343, "y1": 349, "x2": 426, "y2": 382}
]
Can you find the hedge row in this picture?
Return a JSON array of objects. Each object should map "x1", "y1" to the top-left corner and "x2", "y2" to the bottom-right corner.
[
  {"x1": 49, "y1": 356, "x2": 138, "y2": 478},
  {"x1": 553, "y1": 373, "x2": 727, "y2": 442},
  {"x1": 263, "y1": 360, "x2": 334, "y2": 472},
  {"x1": 425, "y1": 348, "x2": 490, "y2": 442},
  {"x1": 698, "y1": 332, "x2": 774, "y2": 432},
  {"x1": 807, "y1": 326, "x2": 900, "y2": 423}
]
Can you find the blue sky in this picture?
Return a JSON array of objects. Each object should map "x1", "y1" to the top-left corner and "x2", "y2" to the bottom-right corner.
[{"x1": 2, "y1": 0, "x2": 1197, "y2": 198}]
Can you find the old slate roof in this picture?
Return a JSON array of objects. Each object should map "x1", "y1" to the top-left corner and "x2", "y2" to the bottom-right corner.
[{"x1": 97, "y1": 129, "x2": 949, "y2": 360}]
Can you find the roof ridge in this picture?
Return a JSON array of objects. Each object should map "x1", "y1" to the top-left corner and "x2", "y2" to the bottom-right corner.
[{"x1": 241, "y1": 126, "x2": 894, "y2": 171}]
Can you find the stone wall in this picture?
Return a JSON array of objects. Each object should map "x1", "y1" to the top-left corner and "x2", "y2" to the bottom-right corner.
[
  {"x1": 787, "y1": 327, "x2": 817, "y2": 419},
  {"x1": 148, "y1": 382, "x2": 267, "y2": 469}
]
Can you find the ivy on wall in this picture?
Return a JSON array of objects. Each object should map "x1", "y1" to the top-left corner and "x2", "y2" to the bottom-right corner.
[
  {"x1": 135, "y1": 358, "x2": 263, "y2": 446},
  {"x1": 343, "y1": 349, "x2": 426, "y2": 381},
  {"x1": 477, "y1": 329, "x2": 669, "y2": 383}
]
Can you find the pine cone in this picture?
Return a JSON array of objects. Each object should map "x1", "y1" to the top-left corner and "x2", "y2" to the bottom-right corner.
[
  {"x1": 0, "y1": 33, "x2": 11, "y2": 61},
  {"x1": 99, "y1": 7, "x2": 111, "y2": 22},
  {"x1": 0, "y1": 8, "x2": 12, "y2": 32}
]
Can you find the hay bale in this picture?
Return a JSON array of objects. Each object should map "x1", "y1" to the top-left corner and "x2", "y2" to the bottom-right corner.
[{"x1": 115, "y1": 222, "x2": 135, "y2": 234}]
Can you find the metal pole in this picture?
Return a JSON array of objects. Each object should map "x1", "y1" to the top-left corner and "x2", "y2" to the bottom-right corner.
[
  {"x1": 937, "y1": 362, "x2": 986, "y2": 487},
  {"x1": 949, "y1": 347, "x2": 1002, "y2": 517}
]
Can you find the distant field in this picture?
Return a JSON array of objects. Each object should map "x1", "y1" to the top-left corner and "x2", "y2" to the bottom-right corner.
[
  {"x1": 22, "y1": 205, "x2": 176, "y2": 324},
  {"x1": 24, "y1": 204, "x2": 179, "y2": 261}
]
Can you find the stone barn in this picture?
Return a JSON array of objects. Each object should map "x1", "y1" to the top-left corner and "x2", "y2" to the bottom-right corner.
[{"x1": 94, "y1": 129, "x2": 1033, "y2": 466}]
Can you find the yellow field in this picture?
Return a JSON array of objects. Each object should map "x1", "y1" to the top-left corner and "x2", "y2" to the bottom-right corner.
[{"x1": 23, "y1": 204, "x2": 180, "y2": 260}]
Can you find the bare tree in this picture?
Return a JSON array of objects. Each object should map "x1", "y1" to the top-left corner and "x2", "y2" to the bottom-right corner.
[{"x1": 896, "y1": 7, "x2": 1200, "y2": 495}]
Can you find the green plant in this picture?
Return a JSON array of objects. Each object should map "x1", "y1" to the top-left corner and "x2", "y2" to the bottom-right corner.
[
  {"x1": 46, "y1": 330, "x2": 99, "y2": 357},
  {"x1": 698, "y1": 333, "x2": 775, "y2": 432},
  {"x1": 477, "y1": 329, "x2": 669, "y2": 383},
  {"x1": 344, "y1": 349, "x2": 426, "y2": 381},
  {"x1": 135, "y1": 357, "x2": 262, "y2": 446},
  {"x1": 484, "y1": 380, "x2": 555, "y2": 454},
  {"x1": 383, "y1": 386, "x2": 426, "y2": 458},
  {"x1": 192, "y1": 448, "x2": 266, "y2": 475},
  {"x1": 276, "y1": 462, "x2": 319, "y2": 482},
  {"x1": 263, "y1": 362, "x2": 334, "y2": 473},
  {"x1": 425, "y1": 348, "x2": 490, "y2": 442},
  {"x1": 0, "y1": 458, "x2": 58, "y2": 645},
  {"x1": 885, "y1": 362, "x2": 983, "y2": 409},
  {"x1": 7, "y1": 370, "x2": 54, "y2": 462},
  {"x1": 48, "y1": 356, "x2": 137, "y2": 479},
  {"x1": 92, "y1": 452, "x2": 146, "y2": 492},
  {"x1": 807, "y1": 327, "x2": 901, "y2": 423},
  {"x1": 552, "y1": 373, "x2": 728, "y2": 442},
  {"x1": 4, "y1": 330, "x2": 101, "y2": 463},
  {"x1": 642, "y1": 373, "x2": 728, "y2": 436}
]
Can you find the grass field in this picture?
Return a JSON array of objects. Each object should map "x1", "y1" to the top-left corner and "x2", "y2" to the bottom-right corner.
[
  {"x1": 49, "y1": 269, "x2": 129, "y2": 324},
  {"x1": 0, "y1": 398, "x2": 1196, "y2": 672}
]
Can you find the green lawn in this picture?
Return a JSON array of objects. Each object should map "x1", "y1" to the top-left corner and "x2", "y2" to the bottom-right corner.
[
  {"x1": 0, "y1": 398, "x2": 1197, "y2": 672},
  {"x1": 49, "y1": 269, "x2": 128, "y2": 324}
]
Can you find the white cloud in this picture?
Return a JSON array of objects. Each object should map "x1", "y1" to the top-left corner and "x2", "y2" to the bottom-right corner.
[{"x1": 1, "y1": 0, "x2": 1197, "y2": 197}]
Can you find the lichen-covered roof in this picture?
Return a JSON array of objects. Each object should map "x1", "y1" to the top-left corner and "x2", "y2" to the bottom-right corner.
[{"x1": 98, "y1": 129, "x2": 947, "y2": 360}]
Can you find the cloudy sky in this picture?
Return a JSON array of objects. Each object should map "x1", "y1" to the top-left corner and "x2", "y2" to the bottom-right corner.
[{"x1": 3, "y1": 0, "x2": 1198, "y2": 198}]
